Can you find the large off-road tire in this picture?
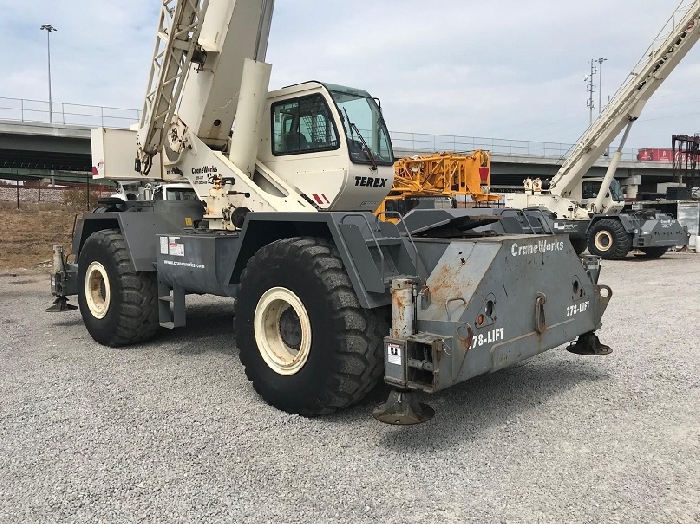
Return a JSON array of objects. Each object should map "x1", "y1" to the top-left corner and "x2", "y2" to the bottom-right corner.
[
  {"x1": 234, "y1": 237, "x2": 389, "y2": 416},
  {"x1": 633, "y1": 246, "x2": 668, "y2": 259},
  {"x1": 77, "y1": 229, "x2": 159, "y2": 347},
  {"x1": 587, "y1": 219, "x2": 632, "y2": 259}
]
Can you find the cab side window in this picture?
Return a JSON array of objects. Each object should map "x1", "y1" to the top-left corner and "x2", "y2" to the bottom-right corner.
[
  {"x1": 582, "y1": 181, "x2": 600, "y2": 199},
  {"x1": 272, "y1": 94, "x2": 339, "y2": 155}
]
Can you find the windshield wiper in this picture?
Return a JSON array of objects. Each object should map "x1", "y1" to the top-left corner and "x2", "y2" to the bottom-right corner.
[{"x1": 343, "y1": 108, "x2": 378, "y2": 171}]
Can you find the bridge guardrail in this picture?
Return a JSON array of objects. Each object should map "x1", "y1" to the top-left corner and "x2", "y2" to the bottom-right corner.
[
  {"x1": 0, "y1": 96, "x2": 640, "y2": 162},
  {"x1": 389, "y1": 131, "x2": 639, "y2": 162},
  {"x1": 0, "y1": 97, "x2": 141, "y2": 129}
]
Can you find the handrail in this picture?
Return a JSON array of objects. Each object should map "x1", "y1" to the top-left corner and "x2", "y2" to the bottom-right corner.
[
  {"x1": 375, "y1": 210, "x2": 421, "y2": 277},
  {"x1": 340, "y1": 212, "x2": 386, "y2": 284},
  {"x1": 0, "y1": 96, "x2": 141, "y2": 128}
]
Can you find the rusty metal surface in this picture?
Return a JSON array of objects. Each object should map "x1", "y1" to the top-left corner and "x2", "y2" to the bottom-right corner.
[
  {"x1": 402, "y1": 234, "x2": 609, "y2": 392},
  {"x1": 390, "y1": 279, "x2": 414, "y2": 339}
]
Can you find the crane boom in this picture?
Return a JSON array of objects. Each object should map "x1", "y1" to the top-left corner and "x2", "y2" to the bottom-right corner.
[
  {"x1": 550, "y1": 0, "x2": 700, "y2": 197},
  {"x1": 135, "y1": 0, "x2": 275, "y2": 175},
  {"x1": 136, "y1": 0, "x2": 210, "y2": 175},
  {"x1": 177, "y1": 0, "x2": 274, "y2": 149}
]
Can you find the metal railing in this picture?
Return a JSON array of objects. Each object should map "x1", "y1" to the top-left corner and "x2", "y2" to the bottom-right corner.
[
  {"x1": 0, "y1": 96, "x2": 141, "y2": 129},
  {"x1": 0, "y1": 96, "x2": 643, "y2": 162},
  {"x1": 389, "y1": 131, "x2": 639, "y2": 162}
]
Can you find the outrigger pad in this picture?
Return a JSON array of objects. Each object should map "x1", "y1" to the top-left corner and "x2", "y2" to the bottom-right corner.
[
  {"x1": 372, "y1": 389, "x2": 435, "y2": 425},
  {"x1": 46, "y1": 297, "x2": 78, "y2": 313},
  {"x1": 567, "y1": 331, "x2": 612, "y2": 356}
]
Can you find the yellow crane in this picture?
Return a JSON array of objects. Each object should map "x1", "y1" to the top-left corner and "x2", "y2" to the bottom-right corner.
[{"x1": 375, "y1": 150, "x2": 502, "y2": 219}]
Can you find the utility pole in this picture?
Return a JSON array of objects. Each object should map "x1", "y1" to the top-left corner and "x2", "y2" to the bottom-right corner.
[
  {"x1": 596, "y1": 57, "x2": 608, "y2": 114},
  {"x1": 584, "y1": 59, "x2": 597, "y2": 126},
  {"x1": 40, "y1": 24, "x2": 57, "y2": 124}
]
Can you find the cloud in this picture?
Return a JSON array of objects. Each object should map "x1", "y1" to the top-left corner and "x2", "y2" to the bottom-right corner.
[{"x1": 1, "y1": 0, "x2": 698, "y2": 150}]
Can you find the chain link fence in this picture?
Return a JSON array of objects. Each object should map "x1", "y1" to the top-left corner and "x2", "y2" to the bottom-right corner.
[{"x1": 0, "y1": 179, "x2": 113, "y2": 210}]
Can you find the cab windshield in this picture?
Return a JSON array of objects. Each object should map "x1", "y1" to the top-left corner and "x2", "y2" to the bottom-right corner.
[
  {"x1": 326, "y1": 85, "x2": 394, "y2": 166},
  {"x1": 582, "y1": 179, "x2": 624, "y2": 201},
  {"x1": 609, "y1": 179, "x2": 624, "y2": 201}
]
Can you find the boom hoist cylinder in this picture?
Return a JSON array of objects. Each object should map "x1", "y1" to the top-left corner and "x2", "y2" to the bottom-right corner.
[{"x1": 228, "y1": 59, "x2": 272, "y2": 178}]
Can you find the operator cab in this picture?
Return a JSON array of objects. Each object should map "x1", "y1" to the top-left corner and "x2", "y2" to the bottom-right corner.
[
  {"x1": 578, "y1": 177, "x2": 625, "y2": 212},
  {"x1": 260, "y1": 82, "x2": 395, "y2": 212},
  {"x1": 326, "y1": 84, "x2": 393, "y2": 167},
  {"x1": 581, "y1": 178, "x2": 624, "y2": 202}
]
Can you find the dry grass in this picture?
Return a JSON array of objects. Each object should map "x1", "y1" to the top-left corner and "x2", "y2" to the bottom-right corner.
[{"x1": 0, "y1": 202, "x2": 81, "y2": 271}]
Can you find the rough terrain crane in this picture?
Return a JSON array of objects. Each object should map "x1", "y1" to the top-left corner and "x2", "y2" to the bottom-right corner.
[
  {"x1": 505, "y1": 0, "x2": 698, "y2": 259},
  {"x1": 49, "y1": 0, "x2": 612, "y2": 424}
]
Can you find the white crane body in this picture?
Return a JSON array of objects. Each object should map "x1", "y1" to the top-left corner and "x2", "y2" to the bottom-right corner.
[
  {"x1": 92, "y1": 0, "x2": 395, "y2": 229},
  {"x1": 178, "y1": 0, "x2": 274, "y2": 149}
]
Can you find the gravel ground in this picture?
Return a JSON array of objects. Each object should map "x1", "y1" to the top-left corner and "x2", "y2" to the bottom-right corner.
[{"x1": 1, "y1": 254, "x2": 699, "y2": 523}]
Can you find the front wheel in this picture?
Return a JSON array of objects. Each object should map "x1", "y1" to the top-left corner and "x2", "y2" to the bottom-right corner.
[
  {"x1": 77, "y1": 229, "x2": 159, "y2": 347},
  {"x1": 234, "y1": 237, "x2": 389, "y2": 416},
  {"x1": 587, "y1": 219, "x2": 632, "y2": 259}
]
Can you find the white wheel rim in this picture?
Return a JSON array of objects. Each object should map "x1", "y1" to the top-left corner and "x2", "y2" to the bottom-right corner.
[
  {"x1": 254, "y1": 287, "x2": 312, "y2": 375},
  {"x1": 85, "y1": 261, "x2": 111, "y2": 319},
  {"x1": 594, "y1": 230, "x2": 613, "y2": 252}
]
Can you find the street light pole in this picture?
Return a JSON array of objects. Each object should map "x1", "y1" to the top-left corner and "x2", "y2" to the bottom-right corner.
[
  {"x1": 40, "y1": 24, "x2": 57, "y2": 124},
  {"x1": 585, "y1": 59, "x2": 597, "y2": 126},
  {"x1": 596, "y1": 57, "x2": 608, "y2": 115}
]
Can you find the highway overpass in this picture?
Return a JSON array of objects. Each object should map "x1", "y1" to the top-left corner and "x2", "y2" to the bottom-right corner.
[{"x1": 0, "y1": 119, "x2": 678, "y2": 193}]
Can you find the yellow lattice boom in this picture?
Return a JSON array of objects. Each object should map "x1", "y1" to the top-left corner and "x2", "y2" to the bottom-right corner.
[{"x1": 376, "y1": 151, "x2": 501, "y2": 219}]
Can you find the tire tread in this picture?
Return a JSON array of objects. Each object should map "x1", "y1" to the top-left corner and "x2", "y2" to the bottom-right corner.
[
  {"x1": 235, "y1": 236, "x2": 389, "y2": 415},
  {"x1": 587, "y1": 219, "x2": 632, "y2": 259},
  {"x1": 78, "y1": 229, "x2": 159, "y2": 346}
]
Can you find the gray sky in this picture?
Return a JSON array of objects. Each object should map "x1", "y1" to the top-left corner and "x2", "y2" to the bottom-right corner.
[{"x1": 2, "y1": 0, "x2": 699, "y2": 151}]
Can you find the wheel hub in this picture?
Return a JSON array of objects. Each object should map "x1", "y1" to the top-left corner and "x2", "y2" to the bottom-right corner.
[
  {"x1": 84, "y1": 261, "x2": 111, "y2": 319},
  {"x1": 278, "y1": 307, "x2": 302, "y2": 350},
  {"x1": 254, "y1": 287, "x2": 312, "y2": 375},
  {"x1": 594, "y1": 230, "x2": 613, "y2": 251}
]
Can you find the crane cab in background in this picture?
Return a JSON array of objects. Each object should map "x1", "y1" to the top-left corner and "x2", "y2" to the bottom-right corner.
[{"x1": 578, "y1": 177, "x2": 625, "y2": 213}]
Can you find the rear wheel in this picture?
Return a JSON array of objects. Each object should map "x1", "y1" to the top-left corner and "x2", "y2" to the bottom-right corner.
[
  {"x1": 587, "y1": 219, "x2": 632, "y2": 259},
  {"x1": 77, "y1": 229, "x2": 159, "y2": 346},
  {"x1": 633, "y1": 246, "x2": 668, "y2": 259},
  {"x1": 234, "y1": 237, "x2": 389, "y2": 416}
]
